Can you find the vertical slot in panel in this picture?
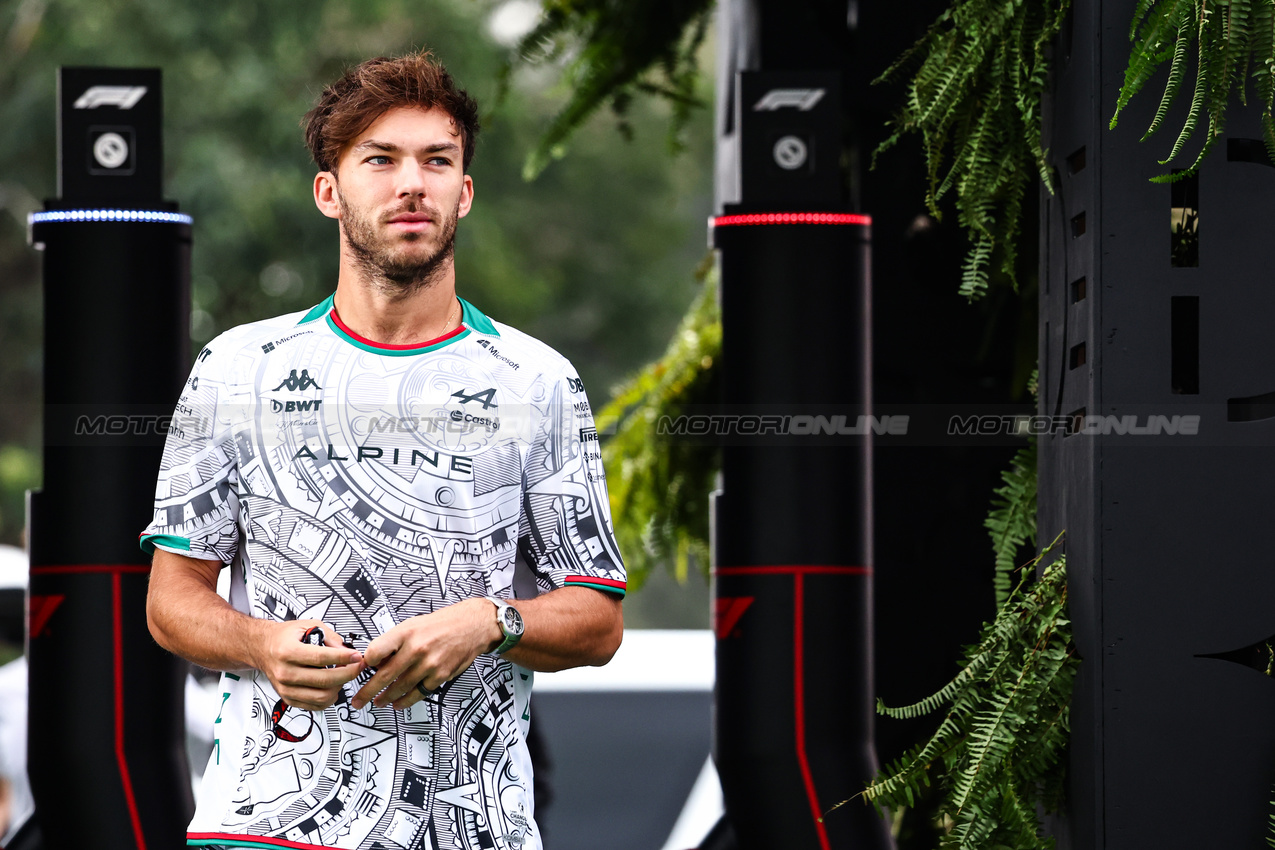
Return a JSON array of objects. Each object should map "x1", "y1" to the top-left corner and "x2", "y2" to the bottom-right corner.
[
  {"x1": 1071, "y1": 277, "x2": 1086, "y2": 303},
  {"x1": 1171, "y1": 170, "x2": 1198, "y2": 267},
  {"x1": 1070, "y1": 342, "x2": 1087, "y2": 370},
  {"x1": 1043, "y1": 321, "x2": 1050, "y2": 410},
  {"x1": 1071, "y1": 212, "x2": 1086, "y2": 238},
  {"x1": 1067, "y1": 147, "x2": 1087, "y2": 174},
  {"x1": 1171, "y1": 296, "x2": 1199, "y2": 394}
]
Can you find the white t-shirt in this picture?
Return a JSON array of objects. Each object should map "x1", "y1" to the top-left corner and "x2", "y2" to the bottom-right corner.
[{"x1": 142, "y1": 295, "x2": 625, "y2": 850}]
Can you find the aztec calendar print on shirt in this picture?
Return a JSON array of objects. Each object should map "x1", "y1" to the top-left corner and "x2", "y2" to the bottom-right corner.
[{"x1": 141, "y1": 295, "x2": 626, "y2": 850}]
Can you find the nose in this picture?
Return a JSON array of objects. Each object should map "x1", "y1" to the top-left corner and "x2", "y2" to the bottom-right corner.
[{"x1": 396, "y1": 160, "x2": 428, "y2": 199}]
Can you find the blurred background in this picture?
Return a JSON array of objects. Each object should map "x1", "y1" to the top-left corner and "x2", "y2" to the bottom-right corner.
[
  {"x1": 0, "y1": 1, "x2": 1037, "y2": 847},
  {"x1": 0, "y1": 2, "x2": 723, "y2": 845},
  {"x1": 0, "y1": 0, "x2": 716, "y2": 627}
]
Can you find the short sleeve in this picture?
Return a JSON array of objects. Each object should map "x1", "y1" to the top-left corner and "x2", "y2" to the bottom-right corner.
[
  {"x1": 519, "y1": 364, "x2": 626, "y2": 597},
  {"x1": 139, "y1": 343, "x2": 240, "y2": 563}
]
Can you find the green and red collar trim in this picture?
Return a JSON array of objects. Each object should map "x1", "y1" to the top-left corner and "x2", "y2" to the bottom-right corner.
[
  {"x1": 326, "y1": 306, "x2": 470, "y2": 356},
  {"x1": 318, "y1": 295, "x2": 502, "y2": 359},
  {"x1": 307, "y1": 294, "x2": 500, "y2": 356}
]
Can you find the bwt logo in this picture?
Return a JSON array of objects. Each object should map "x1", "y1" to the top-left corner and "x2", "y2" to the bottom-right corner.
[
  {"x1": 271, "y1": 399, "x2": 322, "y2": 413},
  {"x1": 73, "y1": 86, "x2": 148, "y2": 110},
  {"x1": 753, "y1": 88, "x2": 826, "y2": 111}
]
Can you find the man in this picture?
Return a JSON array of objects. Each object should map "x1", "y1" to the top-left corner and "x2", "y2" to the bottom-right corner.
[{"x1": 143, "y1": 52, "x2": 626, "y2": 850}]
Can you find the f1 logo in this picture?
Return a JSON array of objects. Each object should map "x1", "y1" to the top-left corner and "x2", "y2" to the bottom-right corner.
[
  {"x1": 753, "y1": 88, "x2": 826, "y2": 112},
  {"x1": 73, "y1": 86, "x2": 148, "y2": 110}
]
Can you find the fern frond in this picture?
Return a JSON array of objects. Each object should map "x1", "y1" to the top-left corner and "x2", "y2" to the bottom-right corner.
[
  {"x1": 1143, "y1": 4, "x2": 1197, "y2": 139},
  {"x1": 986, "y1": 440, "x2": 1038, "y2": 605},
  {"x1": 1114, "y1": 0, "x2": 1184, "y2": 127},
  {"x1": 862, "y1": 523, "x2": 1072, "y2": 850},
  {"x1": 1121, "y1": 0, "x2": 1275, "y2": 178},
  {"x1": 875, "y1": 0, "x2": 1071, "y2": 295}
]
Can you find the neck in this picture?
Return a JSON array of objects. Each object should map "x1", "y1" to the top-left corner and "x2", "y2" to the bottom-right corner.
[{"x1": 333, "y1": 254, "x2": 460, "y2": 346}]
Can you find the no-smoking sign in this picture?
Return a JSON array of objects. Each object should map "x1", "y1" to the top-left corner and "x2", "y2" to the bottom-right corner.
[
  {"x1": 772, "y1": 134, "x2": 810, "y2": 171},
  {"x1": 87, "y1": 126, "x2": 135, "y2": 175}
]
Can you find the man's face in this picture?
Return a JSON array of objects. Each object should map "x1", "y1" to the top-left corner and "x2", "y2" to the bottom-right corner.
[{"x1": 317, "y1": 106, "x2": 473, "y2": 289}]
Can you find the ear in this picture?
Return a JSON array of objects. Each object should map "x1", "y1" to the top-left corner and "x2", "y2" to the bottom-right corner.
[
  {"x1": 457, "y1": 174, "x2": 474, "y2": 220},
  {"x1": 314, "y1": 171, "x2": 341, "y2": 220}
]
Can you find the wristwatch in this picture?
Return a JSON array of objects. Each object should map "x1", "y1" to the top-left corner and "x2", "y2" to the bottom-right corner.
[{"x1": 487, "y1": 597, "x2": 524, "y2": 654}]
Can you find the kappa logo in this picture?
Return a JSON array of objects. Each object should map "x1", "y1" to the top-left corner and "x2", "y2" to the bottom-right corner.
[
  {"x1": 273, "y1": 369, "x2": 321, "y2": 392},
  {"x1": 73, "y1": 86, "x2": 148, "y2": 110},
  {"x1": 753, "y1": 88, "x2": 826, "y2": 112}
]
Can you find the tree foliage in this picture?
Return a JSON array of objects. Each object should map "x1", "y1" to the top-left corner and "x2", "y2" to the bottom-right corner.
[
  {"x1": 505, "y1": 0, "x2": 714, "y2": 178},
  {"x1": 873, "y1": 0, "x2": 1071, "y2": 299},
  {"x1": 597, "y1": 261, "x2": 719, "y2": 588},
  {"x1": 1113, "y1": 0, "x2": 1275, "y2": 180}
]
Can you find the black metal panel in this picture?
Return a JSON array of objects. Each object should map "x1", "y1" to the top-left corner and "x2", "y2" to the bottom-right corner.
[
  {"x1": 736, "y1": 72, "x2": 843, "y2": 210},
  {"x1": 1041, "y1": 3, "x2": 1275, "y2": 846},
  {"x1": 27, "y1": 67, "x2": 193, "y2": 850},
  {"x1": 57, "y1": 67, "x2": 163, "y2": 208}
]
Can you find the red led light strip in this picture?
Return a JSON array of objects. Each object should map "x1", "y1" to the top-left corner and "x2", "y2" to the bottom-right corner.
[{"x1": 712, "y1": 212, "x2": 871, "y2": 227}]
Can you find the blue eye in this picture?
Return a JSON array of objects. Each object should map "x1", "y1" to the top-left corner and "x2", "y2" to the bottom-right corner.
[{"x1": 367, "y1": 155, "x2": 391, "y2": 165}]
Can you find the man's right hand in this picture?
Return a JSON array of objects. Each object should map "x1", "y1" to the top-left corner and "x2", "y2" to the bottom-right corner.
[
  {"x1": 147, "y1": 549, "x2": 365, "y2": 713},
  {"x1": 252, "y1": 620, "x2": 365, "y2": 712}
]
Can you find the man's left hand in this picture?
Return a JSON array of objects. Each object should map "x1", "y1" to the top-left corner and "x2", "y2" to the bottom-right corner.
[{"x1": 351, "y1": 598, "x2": 500, "y2": 711}]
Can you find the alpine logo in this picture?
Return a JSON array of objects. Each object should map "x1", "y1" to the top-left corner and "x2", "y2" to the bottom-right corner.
[
  {"x1": 753, "y1": 88, "x2": 826, "y2": 112},
  {"x1": 73, "y1": 86, "x2": 148, "y2": 110},
  {"x1": 451, "y1": 387, "x2": 497, "y2": 409},
  {"x1": 273, "y1": 369, "x2": 322, "y2": 392}
]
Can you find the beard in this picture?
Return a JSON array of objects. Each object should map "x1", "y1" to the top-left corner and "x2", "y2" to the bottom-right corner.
[{"x1": 338, "y1": 186, "x2": 460, "y2": 297}]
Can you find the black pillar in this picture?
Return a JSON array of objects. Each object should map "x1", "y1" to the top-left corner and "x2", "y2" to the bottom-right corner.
[
  {"x1": 1040, "y1": 3, "x2": 1275, "y2": 846},
  {"x1": 711, "y1": 3, "x2": 892, "y2": 847},
  {"x1": 26, "y1": 67, "x2": 193, "y2": 849}
]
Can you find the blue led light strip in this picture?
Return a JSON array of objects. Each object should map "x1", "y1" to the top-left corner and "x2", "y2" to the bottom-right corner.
[{"x1": 28, "y1": 209, "x2": 193, "y2": 225}]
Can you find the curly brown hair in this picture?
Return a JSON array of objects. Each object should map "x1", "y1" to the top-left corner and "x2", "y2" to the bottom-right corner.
[{"x1": 304, "y1": 51, "x2": 480, "y2": 174}]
